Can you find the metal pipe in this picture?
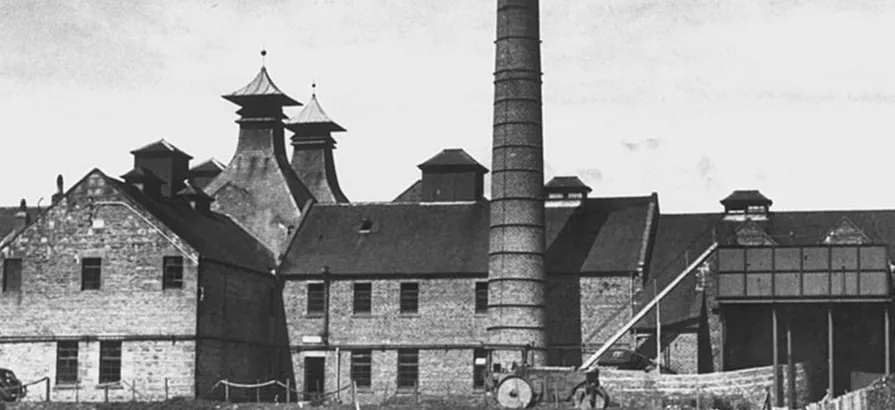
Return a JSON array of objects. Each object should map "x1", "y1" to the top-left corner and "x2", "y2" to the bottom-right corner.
[
  {"x1": 787, "y1": 311, "x2": 794, "y2": 409},
  {"x1": 886, "y1": 304, "x2": 891, "y2": 375},
  {"x1": 773, "y1": 305, "x2": 780, "y2": 408},
  {"x1": 828, "y1": 304, "x2": 834, "y2": 398}
]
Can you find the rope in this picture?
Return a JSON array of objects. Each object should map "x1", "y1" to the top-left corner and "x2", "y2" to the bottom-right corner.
[{"x1": 219, "y1": 379, "x2": 279, "y2": 389}]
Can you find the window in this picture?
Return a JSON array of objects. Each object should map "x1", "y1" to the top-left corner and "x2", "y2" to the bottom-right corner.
[
  {"x1": 351, "y1": 350, "x2": 372, "y2": 388},
  {"x1": 307, "y1": 283, "x2": 325, "y2": 315},
  {"x1": 2, "y1": 258, "x2": 22, "y2": 293},
  {"x1": 99, "y1": 341, "x2": 121, "y2": 383},
  {"x1": 56, "y1": 341, "x2": 79, "y2": 384},
  {"x1": 397, "y1": 349, "x2": 418, "y2": 389},
  {"x1": 473, "y1": 348, "x2": 487, "y2": 389},
  {"x1": 353, "y1": 283, "x2": 372, "y2": 314},
  {"x1": 81, "y1": 257, "x2": 101, "y2": 290},
  {"x1": 475, "y1": 282, "x2": 488, "y2": 313},
  {"x1": 162, "y1": 256, "x2": 183, "y2": 289},
  {"x1": 400, "y1": 283, "x2": 418, "y2": 314}
]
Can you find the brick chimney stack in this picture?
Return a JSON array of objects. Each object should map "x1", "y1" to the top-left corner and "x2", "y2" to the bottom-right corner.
[
  {"x1": 51, "y1": 175, "x2": 64, "y2": 205},
  {"x1": 488, "y1": 0, "x2": 548, "y2": 367}
]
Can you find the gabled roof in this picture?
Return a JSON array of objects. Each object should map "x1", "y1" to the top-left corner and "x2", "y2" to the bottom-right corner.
[
  {"x1": 417, "y1": 149, "x2": 489, "y2": 173},
  {"x1": 130, "y1": 139, "x2": 193, "y2": 159},
  {"x1": 636, "y1": 207, "x2": 895, "y2": 330},
  {"x1": 5, "y1": 169, "x2": 275, "y2": 271},
  {"x1": 223, "y1": 66, "x2": 301, "y2": 107},
  {"x1": 720, "y1": 190, "x2": 772, "y2": 206},
  {"x1": 546, "y1": 176, "x2": 593, "y2": 193},
  {"x1": 108, "y1": 173, "x2": 275, "y2": 271},
  {"x1": 190, "y1": 158, "x2": 226, "y2": 174},
  {"x1": 177, "y1": 181, "x2": 213, "y2": 200},
  {"x1": 286, "y1": 93, "x2": 346, "y2": 134},
  {"x1": 279, "y1": 195, "x2": 654, "y2": 276}
]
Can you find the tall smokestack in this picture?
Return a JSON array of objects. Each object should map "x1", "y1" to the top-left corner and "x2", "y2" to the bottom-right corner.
[{"x1": 488, "y1": 0, "x2": 547, "y2": 368}]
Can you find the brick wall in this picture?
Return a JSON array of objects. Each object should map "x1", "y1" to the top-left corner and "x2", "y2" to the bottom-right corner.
[
  {"x1": 290, "y1": 348, "x2": 480, "y2": 405},
  {"x1": 580, "y1": 275, "x2": 638, "y2": 361},
  {"x1": 196, "y1": 260, "x2": 285, "y2": 399}
]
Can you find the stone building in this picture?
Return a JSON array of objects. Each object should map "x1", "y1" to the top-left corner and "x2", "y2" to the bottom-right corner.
[{"x1": 1, "y1": 0, "x2": 893, "y2": 406}]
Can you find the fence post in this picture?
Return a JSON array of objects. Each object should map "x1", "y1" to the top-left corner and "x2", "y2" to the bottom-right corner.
[
  {"x1": 256, "y1": 378, "x2": 261, "y2": 402},
  {"x1": 286, "y1": 378, "x2": 291, "y2": 403},
  {"x1": 75, "y1": 381, "x2": 79, "y2": 403},
  {"x1": 224, "y1": 381, "x2": 230, "y2": 402},
  {"x1": 165, "y1": 378, "x2": 169, "y2": 401},
  {"x1": 104, "y1": 384, "x2": 109, "y2": 403},
  {"x1": 353, "y1": 381, "x2": 360, "y2": 410},
  {"x1": 132, "y1": 379, "x2": 136, "y2": 401},
  {"x1": 45, "y1": 377, "x2": 50, "y2": 402}
]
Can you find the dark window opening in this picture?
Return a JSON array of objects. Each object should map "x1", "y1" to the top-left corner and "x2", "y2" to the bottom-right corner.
[
  {"x1": 359, "y1": 219, "x2": 373, "y2": 233},
  {"x1": 397, "y1": 349, "x2": 419, "y2": 389},
  {"x1": 56, "y1": 341, "x2": 79, "y2": 385},
  {"x1": 99, "y1": 341, "x2": 121, "y2": 383},
  {"x1": 2, "y1": 258, "x2": 22, "y2": 293},
  {"x1": 81, "y1": 258, "x2": 102, "y2": 291},
  {"x1": 162, "y1": 256, "x2": 184, "y2": 289},
  {"x1": 473, "y1": 348, "x2": 487, "y2": 389},
  {"x1": 351, "y1": 350, "x2": 372, "y2": 388},
  {"x1": 307, "y1": 283, "x2": 325, "y2": 315},
  {"x1": 353, "y1": 283, "x2": 372, "y2": 314},
  {"x1": 475, "y1": 282, "x2": 488, "y2": 313},
  {"x1": 400, "y1": 283, "x2": 419, "y2": 314}
]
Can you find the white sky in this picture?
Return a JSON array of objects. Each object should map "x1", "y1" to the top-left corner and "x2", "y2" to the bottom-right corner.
[{"x1": 1, "y1": 0, "x2": 893, "y2": 213}]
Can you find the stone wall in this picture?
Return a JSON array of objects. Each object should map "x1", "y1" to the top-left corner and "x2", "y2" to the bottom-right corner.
[
  {"x1": 602, "y1": 362, "x2": 811, "y2": 409},
  {"x1": 0, "y1": 340, "x2": 195, "y2": 402}
]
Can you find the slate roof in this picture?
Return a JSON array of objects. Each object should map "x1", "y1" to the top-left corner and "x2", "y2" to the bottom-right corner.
[
  {"x1": 103, "y1": 172, "x2": 276, "y2": 271},
  {"x1": 190, "y1": 158, "x2": 226, "y2": 174},
  {"x1": 721, "y1": 190, "x2": 772, "y2": 206},
  {"x1": 223, "y1": 66, "x2": 301, "y2": 107},
  {"x1": 279, "y1": 195, "x2": 655, "y2": 275},
  {"x1": 393, "y1": 180, "x2": 422, "y2": 202},
  {"x1": 546, "y1": 176, "x2": 593, "y2": 193},
  {"x1": 286, "y1": 93, "x2": 346, "y2": 133},
  {"x1": 635, "y1": 208, "x2": 895, "y2": 330},
  {"x1": 121, "y1": 167, "x2": 165, "y2": 184},
  {"x1": 418, "y1": 149, "x2": 488, "y2": 173},
  {"x1": 130, "y1": 139, "x2": 193, "y2": 159}
]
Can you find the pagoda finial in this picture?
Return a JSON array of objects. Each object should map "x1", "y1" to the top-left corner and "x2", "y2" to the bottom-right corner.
[
  {"x1": 311, "y1": 81, "x2": 316, "y2": 98},
  {"x1": 261, "y1": 48, "x2": 267, "y2": 66}
]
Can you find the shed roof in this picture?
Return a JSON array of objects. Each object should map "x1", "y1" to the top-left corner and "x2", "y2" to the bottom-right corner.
[{"x1": 417, "y1": 149, "x2": 488, "y2": 173}]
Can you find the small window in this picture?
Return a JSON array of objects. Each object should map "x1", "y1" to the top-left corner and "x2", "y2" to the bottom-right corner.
[
  {"x1": 548, "y1": 193, "x2": 563, "y2": 200},
  {"x1": 353, "y1": 283, "x2": 372, "y2": 314},
  {"x1": 56, "y1": 341, "x2": 79, "y2": 385},
  {"x1": 351, "y1": 349, "x2": 372, "y2": 388},
  {"x1": 307, "y1": 283, "x2": 325, "y2": 315},
  {"x1": 162, "y1": 256, "x2": 184, "y2": 289},
  {"x1": 475, "y1": 282, "x2": 488, "y2": 313},
  {"x1": 400, "y1": 283, "x2": 419, "y2": 314},
  {"x1": 568, "y1": 192, "x2": 584, "y2": 199},
  {"x1": 99, "y1": 341, "x2": 121, "y2": 383},
  {"x1": 81, "y1": 258, "x2": 102, "y2": 291},
  {"x1": 2, "y1": 258, "x2": 22, "y2": 293},
  {"x1": 473, "y1": 348, "x2": 487, "y2": 389},
  {"x1": 397, "y1": 349, "x2": 419, "y2": 389}
]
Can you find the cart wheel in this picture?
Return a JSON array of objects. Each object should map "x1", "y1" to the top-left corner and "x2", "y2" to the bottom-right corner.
[
  {"x1": 572, "y1": 384, "x2": 609, "y2": 409},
  {"x1": 496, "y1": 375, "x2": 533, "y2": 409}
]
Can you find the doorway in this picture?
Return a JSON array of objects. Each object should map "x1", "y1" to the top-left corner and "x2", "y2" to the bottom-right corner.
[{"x1": 304, "y1": 357, "x2": 325, "y2": 401}]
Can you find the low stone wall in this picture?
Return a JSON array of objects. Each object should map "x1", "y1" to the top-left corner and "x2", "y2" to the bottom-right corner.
[{"x1": 601, "y1": 363, "x2": 810, "y2": 409}]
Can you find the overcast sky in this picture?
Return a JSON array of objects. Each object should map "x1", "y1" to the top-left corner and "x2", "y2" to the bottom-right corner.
[{"x1": 1, "y1": 0, "x2": 893, "y2": 213}]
